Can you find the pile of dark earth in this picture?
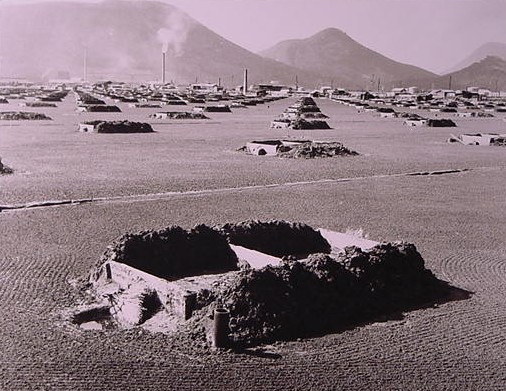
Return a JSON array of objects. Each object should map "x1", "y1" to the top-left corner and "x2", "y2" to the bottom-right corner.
[
  {"x1": 83, "y1": 120, "x2": 154, "y2": 133},
  {"x1": 150, "y1": 112, "x2": 209, "y2": 120},
  {"x1": 96, "y1": 220, "x2": 464, "y2": 346},
  {"x1": 0, "y1": 111, "x2": 52, "y2": 120},
  {"x1": 278, "y1": 141, "x2": 358, "y2": 159},
  {"x1": 427, "y1": 119, "x2": 457, "y2": 127}
]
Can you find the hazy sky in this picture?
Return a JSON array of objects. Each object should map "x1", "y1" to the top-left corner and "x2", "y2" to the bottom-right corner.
[{"x1": 3, "y1": 0, "x2": 506, "y2": 74}]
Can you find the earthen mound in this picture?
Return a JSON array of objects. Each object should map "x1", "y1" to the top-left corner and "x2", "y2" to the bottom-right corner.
[
  {"x1": 79, "y1": 105, "x2": 121, "y2": 112},
  {"x1": 277, "y1": 141, "x2": 358, "y2": 159},
  {"x1": 100, "y1": 225, "x2": 239, "y2": 280},
  {"x1": 76, "y1": 92, "x2": 106, "y2": 105},
  {"x1": 82, "y1": 221, "x2": 467, "y2": 347},
  {"x1": 206, "y1": 242, "x2": 453, "y2": 345},
  {"x1": 218, "y1": 220, "x2": 331, "y2": 258},
  {"x1": 0, "y1": 111, "x2": 52, "y2": 120},
  {"x1": 150, "y1": 112, "x2": 209, "y2": 120},
  {"x1": 23, "y1": 102, "x2": 57, "y2": 108},
  {"x1": 291, "y1": 119, "x2": 331, "y2": 129},
  {"x1": 427, "y1": 119, "x2": 456, "y2": 127},
  {"x1": 82, "y1": 120, "x2": 153, "y2": 133},
  {"x1": 203, "y1": 105, "x2": 232, "y2": 113}
]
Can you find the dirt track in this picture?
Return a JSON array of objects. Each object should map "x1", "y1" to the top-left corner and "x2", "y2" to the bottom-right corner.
[{"x1": 1, "y1": 96, "x2": 506, "y2": 390}]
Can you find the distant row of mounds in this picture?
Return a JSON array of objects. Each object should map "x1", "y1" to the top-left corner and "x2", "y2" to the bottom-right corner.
[
  {"x1": 76, "y1": 220, "x2": 464, "y2": 346},
  {"x1": 78, "y1": 120, "x2": 153, "y2": 133},
  {"x1": 36, "y1": 90, "x2": 68, "y2": 102},
  {"x1": 271, "y1": 97, "x2": 331, "y2": 129},
  {"x1": 448, "y1": 133, "x2": 506, "y2": 146},
  {"x1": 85, "y1": 82, "x2": 285, "y2": 112},
  {"x1": 75, "y1": 91, "x2": 106, "y2": 106},
  {"x1": 150, "y1": 111, "x2": 209, "y2": 120},
  {"x1": 74, "y1": 84, "x2": 283, "y2": 116},
  {"x1": 129, "y1": 103, "x2": 162, "y2": 109},
  {"x1": 0, "y1": 86, "x2": 69, "y2": 102},
  {"x1": 400, "y1": 113, "x2": 457, "y2": 127},
  {"x1": 240, "y1": 139, "x2": 358, "y2": 158},
  {"x1": 194, "y1": 105, "x2": 232, "y2": 113},
  {"x1": 0, "y1": 111, "x2": 52, "y2": 120},
  {"x1": 345, "y1": 103, "x2": 459, "y2": 127},
  {"x1": 455, "y1": 111, "x2": 495, "y2": 118},
  {"x1": 19, "y1": 101, "x2": 57, "y2": 108},
  {"x1": 334, "y1": 93, "x2": 505, "y2": 115},
  {"x1": 77, "y1": 105, "x2": 121, "y2": 113}
]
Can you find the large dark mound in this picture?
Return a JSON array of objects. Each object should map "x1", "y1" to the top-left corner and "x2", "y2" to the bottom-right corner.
[
  {"x1": 80, "y1": 105, "x2": 121, "y2": 112},
  {"x1": 150, "y1": 112, "x2": 209, "y2": 120},
  {"x1": 0, "y1": 111, "x2": 52, "y2": 120},
  {"x1": 218, "y1": 220, "x2": 331, "y2": 258},
  {"x1": 101, "y1": 225, "x2": 239, "y2": 280},
  {"x1": 203, "y1": 105, "x2": 232, "y2": 113},
  {"x1": 76, "y1": 92, "x2": 106, "y2": 105},
  {"x1": 427, "y1": 119, "x2": 457, "y2": 127},
  {"x1": 24, "y1": 102, "x2": 57, "y2": 108},
  {"x1": 278, "y1": 141, "x2": 358, "y2": 159},
  {"x1": 291, "y1": 119, "x2": 331, "y2": 129},
  {"x1": 83, "y1": 120, "x2": 154, "y2": 133},
  {"x1": 208, "y1": 243, "x2": 455, "y2": 345}
]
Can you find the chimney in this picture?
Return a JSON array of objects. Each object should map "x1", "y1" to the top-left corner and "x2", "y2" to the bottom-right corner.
[
  {"x1": 243, "y1": 68, "x2": 248, "y2": 95},
  {"x1": 162, "y1": 52, "x2": 166, "y2": 85}
]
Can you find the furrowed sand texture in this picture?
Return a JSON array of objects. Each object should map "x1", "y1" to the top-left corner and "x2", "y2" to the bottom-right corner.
[{"x1": 1, "y1": 94, "x2": 506, "y2": 390}]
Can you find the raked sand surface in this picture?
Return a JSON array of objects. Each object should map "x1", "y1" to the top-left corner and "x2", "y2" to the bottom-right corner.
[{"x1": 1, "y1": 95, "x2": 506, "y2": 390}]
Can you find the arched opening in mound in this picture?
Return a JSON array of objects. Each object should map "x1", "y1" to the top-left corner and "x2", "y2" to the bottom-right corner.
[
  {"x1": 139, "y1": 290, "x2": 163, "y2": 325},
  {"x1": 71, "y1": 306, "x2": 113, "y2": 330}
]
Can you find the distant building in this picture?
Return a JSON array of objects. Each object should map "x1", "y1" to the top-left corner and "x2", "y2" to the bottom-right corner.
[
  {"x1": 430, "y1": 89, "x2": 456, "y2": 100},
  {"x1": 253, "y1": 83, "x2": 292, "y2": 97},
  {"x1": 190, "y1": 83, "x2": 222, "y2": 94}
]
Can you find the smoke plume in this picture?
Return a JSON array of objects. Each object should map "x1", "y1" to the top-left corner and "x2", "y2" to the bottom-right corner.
[{"x1": 156, "y1": 10, "x2": 193, "y2": 56}]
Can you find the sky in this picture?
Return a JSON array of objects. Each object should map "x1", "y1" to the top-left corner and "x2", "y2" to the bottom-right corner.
[{"x1": 2, "y1": 0, "x2": 506, "y2": 74}]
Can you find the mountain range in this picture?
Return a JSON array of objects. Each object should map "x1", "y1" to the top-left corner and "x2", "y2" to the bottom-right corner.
[
  {"x1": 0, "y1": 0, "x2": 505, "y2": 90},
  {"x1": 259, "y1": 28, "x2": 437, "y2": 89},
  {"x1": 445, "y1": 42, "x2": 506, "y2": 74}
]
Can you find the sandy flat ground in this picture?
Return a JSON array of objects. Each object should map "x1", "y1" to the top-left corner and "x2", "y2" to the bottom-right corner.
[{"x1": 1, "y1": 94, "x2": 506, "y2": 390}]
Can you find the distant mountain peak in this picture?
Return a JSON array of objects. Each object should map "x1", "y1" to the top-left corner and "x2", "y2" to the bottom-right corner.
[
  {"x1": 260, "y1": 27, "x2": 435, "y2": 89},
  {"x1": 313, "y1": 27, "x2": 348, "y2": 37},
  {"x1": 437, "y1": 54, "x2": 506, "y2": 91},
  {"x1": 445, "y1": 42, "x2": 506, "y2": 73}
]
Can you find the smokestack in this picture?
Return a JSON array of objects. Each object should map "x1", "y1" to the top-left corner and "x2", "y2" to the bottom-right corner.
[
  {"x1": 162, "y1": 52, "x2": 166, "y2": 85},
  {"x1": 243, "y1": 68, "x2": 248, "y2": 95}
]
